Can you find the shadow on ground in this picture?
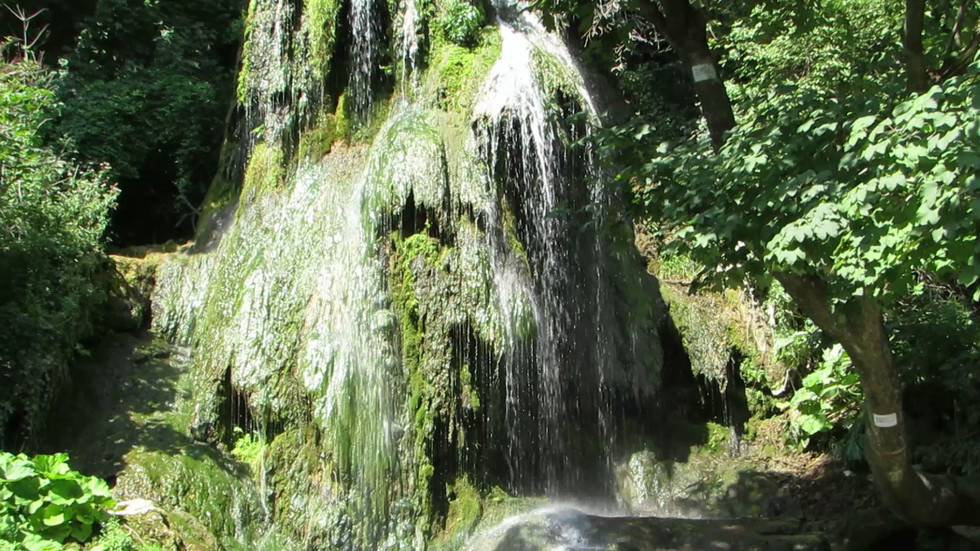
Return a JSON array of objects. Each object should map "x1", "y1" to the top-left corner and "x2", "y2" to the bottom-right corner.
[{"x1": 40, "y1": 330, "x2": 244, "y2": 483}]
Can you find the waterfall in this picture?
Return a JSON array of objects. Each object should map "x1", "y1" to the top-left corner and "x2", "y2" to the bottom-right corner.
[
  {"x1": 472, "y1": 12, "x2": 621, "y2": 495},
  {"x1": 399, "y1": 0, "x2": 421, "y2": 95},
  {"x1": 151, "y1": 0, "x2": 665, "y2": 547}
]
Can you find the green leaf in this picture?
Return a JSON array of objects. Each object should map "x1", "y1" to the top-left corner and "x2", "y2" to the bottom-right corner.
[
  {"x1": 1, "y1": 458, "x2": 36, "y2": 482},
  {"x1": 41, "y1": 504, "x2": 65, "y2": 527},
  {"x1": 47, "y1": 480, "x2": 83, "y2": 504},
  {"x1": 797, "y1": 413, "x2": 832, "y2": 435},
  {"x1": 70, "y1": 521, "x2": 93, "y2": 542}
]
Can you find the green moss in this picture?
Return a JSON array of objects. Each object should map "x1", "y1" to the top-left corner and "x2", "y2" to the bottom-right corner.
[
  {"x1": 242, "y1": 142, "x2": 286, "y2": 199},
  {"x1": 115, "y1": 448, "x2": 263, "y2": 550},
  {"x1": 440, "y1": 476, "x2": 482, "y2": 544},
  {"x1": 301, "y1": 0, "x2": 342, "y2": 83},
  {"x1": 459, "y1": 362, "x2": 480, "y2": 412},
  {"x1": 499, "y1": 198, "x2": 528, "y2": 267},
  {"x1": 363, "y1": 110, "x2": 447, "y2": 221},
  {"x1": 529, "y1": 45, "x2": 580, "y2": 101},
  {"x1": 661, "y1": 285, "x2": 731, "y2": 383},
  {"x1": 425, "y1": 28, "x2": 501, "y2": 112},
  {"x1": 297, "y1": 97, "x2": 350, "y2": 162},
  {"x1": 238, "y1": 0, "x2": 340, "y2": 104},
  {"x1": 700, "y1": 422, "x2": 730, "y2": 455}
]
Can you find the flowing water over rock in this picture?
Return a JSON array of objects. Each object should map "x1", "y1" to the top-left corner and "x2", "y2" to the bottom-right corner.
[{"x1": 151, "y1": 0, "x2": 666, "y2": 547}]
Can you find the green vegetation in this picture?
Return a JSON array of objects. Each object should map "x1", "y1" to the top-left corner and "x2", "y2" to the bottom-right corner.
[
  {"x1": 434, "y1": 0, "x2": 483, "y2": 47},
  {"x1": 50, "y1": 0, "x2": 244, "y2": 244},
  {"x1": 87, "y1": 517, "x2": 163, "y2": 551},
  {"x1": 425, "y1": 28, "x2": 501, "y2": 111},
  {"x1": 0, "y1": 58, "x2": 116, "y2": 447},
  {"x1": 0, "y1": 452, "x2": 115, "y2": 550},
  {"x1": 241, "y1": 142, "x2": 285, "y2": 200},
  {"x1": 565, "y1": 0, "x2": 980, "y2": 527},
  {"x1": 230, "y1": 427, "x2": 265, "y2": 471},
  {"x1": 778, "y1": 345, "x2": 863, "y2": 451}
]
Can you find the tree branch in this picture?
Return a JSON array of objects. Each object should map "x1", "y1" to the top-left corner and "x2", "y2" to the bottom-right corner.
[
  {"x1": 940, "y1": 21, "x2": 980, "y2": 81},
  {"x1": 943, "y1": 0, "x2": 969, "y2": 59}
]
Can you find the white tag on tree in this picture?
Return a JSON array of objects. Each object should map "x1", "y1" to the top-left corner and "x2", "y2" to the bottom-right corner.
[
  {"x1": 692, "y1": 64, "x2": 717, "y2": 82},
  {"x1": 873, "y1": 413, "x2": 898, "y2": 428}
]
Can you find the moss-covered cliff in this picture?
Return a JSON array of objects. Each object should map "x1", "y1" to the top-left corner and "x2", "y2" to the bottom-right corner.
[{"x1": 149, "y1": 0, "x2": 668, "y2": 547}]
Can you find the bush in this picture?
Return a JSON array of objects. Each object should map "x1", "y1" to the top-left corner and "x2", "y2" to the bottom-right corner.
[
  {"x1": 0, "y1": 59, "x2": 116, "y2": 446},
  {"x1": 778, "y1": 345, "x2": 863, "y2": 450},
  {"x1": 0, "y1": 452, "x2": 115, "y2": 550},
  {"x1": 435, "y1": 0, "x2": 482, "y2": 46}
]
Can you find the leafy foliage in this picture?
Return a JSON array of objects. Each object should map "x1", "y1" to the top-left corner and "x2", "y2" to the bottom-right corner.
[
  {"x1": 0, "y1": 59, "x2": 116, "y2": 445},
  {"x1": 586, "y1": 0, "x2": 980, "y2": 476},
  {"x1": 230, "y1": 427, "x2": 264, "y2": 469},
  {"x1": 890, "y1": 290, "x2": 980, "y2": 474},
  {"x1": 0, "y1": 452, "x2": 115, "y2": 550},
  {"x1": 779, "y1": 345, "x2": 862, "y2": 449},
  {"x1": 51, "y1": 0, "x2": 243, "y2": 244},
  {"x1": 626, "y1": 1, "x2": 980, "y2": 306},
  {"x1": 435, "y1": 0, "x2": 483, "y2": 47},
  {"x1": 86, "y1": 517, "x2": 162, "y2": 551}
]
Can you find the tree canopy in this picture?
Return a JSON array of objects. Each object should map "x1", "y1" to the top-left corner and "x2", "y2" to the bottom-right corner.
[{"x1": 561, "y1": 0, "x2": 980, "y2": 527}]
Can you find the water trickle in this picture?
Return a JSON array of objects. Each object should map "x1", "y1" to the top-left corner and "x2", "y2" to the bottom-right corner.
[
  {"x1": 398, "y1": 0, "x2": 421, "y2": 95},
  {"x1": 349, "y1": 0, "x2": 380, "y2": 120}
]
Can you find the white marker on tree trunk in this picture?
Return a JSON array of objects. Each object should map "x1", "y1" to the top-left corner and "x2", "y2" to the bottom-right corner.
[
  {"x1": 692, "y1": 63, "x2": 717, "y2": 82},
  {"x1": 873, "y1": 412, "x2": 898, "y2": 428}
]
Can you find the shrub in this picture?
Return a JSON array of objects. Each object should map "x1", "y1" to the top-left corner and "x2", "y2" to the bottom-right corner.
[
  {"x1": 779, "y1": 345, "x2": 863, "y2": 450},
  {"x1": 0, "y1": 59, "x2": 116, "y2": 446},
  {"x1": 435, "y1": 0, "x2": 482, "y2": 46}
]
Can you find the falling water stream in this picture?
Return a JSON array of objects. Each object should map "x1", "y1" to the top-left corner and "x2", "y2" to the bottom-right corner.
[{"x1": 151, "y1": 0, "x2": 664, "y2": 547}]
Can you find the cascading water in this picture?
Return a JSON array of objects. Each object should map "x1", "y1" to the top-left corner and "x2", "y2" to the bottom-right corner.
[
  {"x1": 471, "y1": 6, "x2": 661, "y2": 498},
  {"x1": 150, "y1": 0, "x2": 666, "y2": 547},
  {"x1": 349, "y1": 0, "x2": 380, "y2": 119},
  {"x1": 398, "y1": 0, "x2": 421, "y2": 94}
]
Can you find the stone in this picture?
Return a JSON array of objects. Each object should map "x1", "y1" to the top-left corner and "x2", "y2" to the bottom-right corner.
[{"x1": 465, "y1": 507, "x2": 828, "y2": 551}]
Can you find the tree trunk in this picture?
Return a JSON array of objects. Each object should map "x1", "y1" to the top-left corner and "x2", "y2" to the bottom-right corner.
[
  {"x1": 775, "y1": 272, "x2": 980, "y2": 527},
  {"x1": 904, "y1": 0, "x2": 929, "y2": 93},
  {"x1": 639, "y1": 0, "x2": 736, "y2": 147}
]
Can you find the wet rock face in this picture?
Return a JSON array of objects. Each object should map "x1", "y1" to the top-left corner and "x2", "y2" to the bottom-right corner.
[
  {"x1": 615, "y1": 451, "x2": 801, "y2": 520},
  {"x1": 150, "y1": 0, "x2": 668, "y2": 547},
  {"x1": 466, "y1": 507, "x2": 829, "y2": 551}
]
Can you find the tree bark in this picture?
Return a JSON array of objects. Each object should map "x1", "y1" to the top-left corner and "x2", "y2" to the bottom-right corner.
[
  {"x1": 904, "y1": 0, "x2": 929, "y2": 93},
  {"x1": 638, "y1": 0, "x2": 736, "y2": 147},
  {"x1": 775, "y1": 272, "x2": 980, "y2": 527}
]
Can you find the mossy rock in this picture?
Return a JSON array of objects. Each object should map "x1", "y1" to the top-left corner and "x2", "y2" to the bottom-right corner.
[
  {"x1": 437, "y1": 476, "x2": 483, "y2": 546},
  {"x1": 614, "y1": 449, "x2": 801, "y2": 520},
  {"x1": 114, "y1": 448, "x2": 263, "y2": 549},
  {"x1": 424, "y1": 28, "x2": 501, "y2": 112},
  {"x1": 117, "y1": 506, "x2": 218, "y2": 551},
  {"x1": 105, "y1": 253, "x2": 171, "y2": 332}
]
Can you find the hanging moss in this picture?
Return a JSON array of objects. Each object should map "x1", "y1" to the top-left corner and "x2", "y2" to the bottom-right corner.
[
  {"x1": 301, "y1": 0, "x2": 343, "y2": 85},
  {"x1": 424, "y1": 28, "x2": 501, "y2": 112},
  {"x1": 242, "y1": 142, "x2": 286, "y2": 199}
]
